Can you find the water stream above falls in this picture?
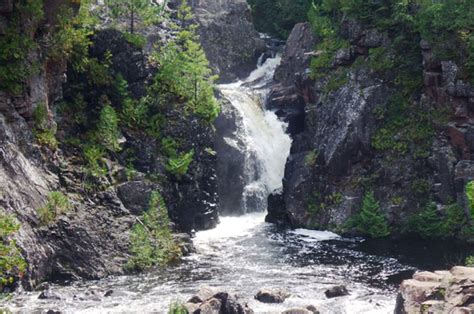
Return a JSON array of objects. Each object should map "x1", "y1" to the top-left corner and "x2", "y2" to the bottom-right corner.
[{"x1": 4, "y1": 58, "x2": 473, "y2": 314}]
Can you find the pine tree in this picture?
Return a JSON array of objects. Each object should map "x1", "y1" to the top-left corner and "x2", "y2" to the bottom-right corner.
[
  {"x1": 97, "y1": 97, "x2": 121, "y2": 152},
  {"x1": 355, "y1": 192, "x2": 390, "y2": 238},
  {"x1": 150, "y1": 1, "x2": 219, "y2": 122},
  {"x1": 106, "y1": 0, "x2": 165, "y2": 33}
]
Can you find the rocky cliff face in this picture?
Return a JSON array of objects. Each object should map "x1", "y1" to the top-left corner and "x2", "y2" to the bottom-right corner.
[
  {"x1": 186, "y1": 0, "x2": 266, "y2": 82},
  {"x1": 0, "y1": 1, "x2": 219, "y2": 290},
  {"x1": 267, "y1": 21, "x2": 474, "y2": 239}
]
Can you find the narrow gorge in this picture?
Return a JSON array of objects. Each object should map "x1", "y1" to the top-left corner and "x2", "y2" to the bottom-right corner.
[{"x1": 0, "y1": 0, "x2": 473, "y2": 313}]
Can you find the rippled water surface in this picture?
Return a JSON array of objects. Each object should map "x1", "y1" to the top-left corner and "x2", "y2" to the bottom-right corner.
[{"x1": 4, "y1": 213, "x2": 399, "y2": 313}]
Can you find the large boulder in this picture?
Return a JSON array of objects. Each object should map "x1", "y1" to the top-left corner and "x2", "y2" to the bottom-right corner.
[
  {"x1": 255, "y1": 288, "x2": 290, "y2": 303},
  {"x1": 186, "y1": 286, "x2": 254, "y2": 314},
  {"x1": 395, "y1": 266, "x2": 474, "y2": 314},
  {"x1": 324, "y1": 285, "x2": 349, "y2": 298}
]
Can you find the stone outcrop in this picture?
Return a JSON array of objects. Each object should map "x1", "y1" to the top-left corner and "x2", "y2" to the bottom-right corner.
[
  {"x1": 254, "y1": 288, "x2": 290, "y2": 303},
  {"x1": 214, "y1": 96, "x2": 248, "y2": 214},
  {"x1": 187, "y1": 0, "x2": 266, "y2": 82},
  {"x1": 395, "y1": 266, "x2": 474, "y2": 313},
  {"x1": 266, "y1": 19, "x2": 474, "y2": 238},
  {"x1": 185, "y1": 286, "x2": 254, "y2": 314},
  {"x1": 324, "y1": 285, "x2": 349, "y2": 298}
]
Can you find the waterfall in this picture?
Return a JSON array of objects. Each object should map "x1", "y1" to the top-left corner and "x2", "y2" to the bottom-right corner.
[{"x1": 218, "y1": 57, "x2": 292, "y2": 213}]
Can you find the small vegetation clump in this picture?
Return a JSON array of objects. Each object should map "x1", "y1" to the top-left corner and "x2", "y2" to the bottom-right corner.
[
  {"x1": 126, "y1": 192, "x2": 181, "y2": 271},
  {"x1": 32, "y1": 103, "x2": 58, "y2": 150},
  {"x1": 37, "y1": 192, "x2": 70, "y2": 225},
  {"x1": 168, "y1": 301, "x2": 188, "y2": 314},
  {"x1": 161, "y1": 138, "x2": 194, "y2": 178},
  {"x1": 466, "y1": 256, "x2": 474, "y2": 267},
  {"x1": 97, "y1": 100, "x2": 121, "y2": 152},
  {"x1": 0, "y1": 0, "x2": 43, "y2": 94},
  {"x1": 466, "y1": 181, "x2": 474, "y2": 216},
  {"x1": 404, "y1": 202, "x2": 472, "y2": 240},
  {"x1": 348, "y1": 192, "x2": 390, "y2": 238},
  {"x1": 0, "y1": 213, "x2": 27, "y2": 292}
]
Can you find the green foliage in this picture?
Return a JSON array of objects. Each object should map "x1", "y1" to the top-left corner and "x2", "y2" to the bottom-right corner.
[
  {"x1": 85, "y1": 53, "x2": 113, "y2": 86},
  {"x1": 466, "y1": 181, "x2": 474, "y2": 216},
  {"x1": 165, "y1": 150, "x2": 194, "y2": 178},
  {"x1": 247, "y1": 0, "x2": 312, "y2": 38},
  {"x1": 97, "y1": 100, "x2": 121, "y2": 152},
  {"x1": 123, "y1": 32, "x2": 146, "y2": 49},
  {"x1": 322, "y1": 68, "x2": 348, "y2": 94},
  {"x1": 367, "y1": 47, "x2": 394, "y2": 72},
  {"x1": 305, "y1": 150, "x2": 318, "y2": 167},
  {"x1": 83, "y1": 145, "x2": 106, "y2": 178},
  {"x1": 126, "y1": 192, "x2": 181, "y2": 271},
  {"x1": 310, "y1": 37, "x2": 349, "y2": 80},
  {"x1": 349, "y1": 192, "x2": 390, "y2": 238},
  {"x1": 106, "y1": 0, "x2": 167, "y2": 33},
  {"x1": 150, "y1": 2, "x2": 220, "y2": 123},
  {"x1": 0, "y1": 0, "x2": 43, "y2": 94},
  {"x1": 168, "y1": 302, "x2": 188, "y2": 314},
  {"x1": 415, "y1": 1, "x2": 473, "y2": 82},
  {"x1": 32, "y1": 103, "x2": 58, "y2": 150},
  {"x1": 46, "y1": 5, "x2": 94, "y2": 69},
  {"x1": 160, "y1": 137, "x2": 194, "y2": 177},
  {"x1": 306, "y1": 191, "x2": 343, "y2": 219},
  {"x1": 404, "y1": 202, "x2": 470, "y2": 239},
  {"x1": 0, "y1": 213, "x2": 27, "y2": 291},
  {"x1": 371, "y1": 94, "x2": 434, "y2": 157},
  {"x1": 36, "y1": 192, "x2": 70, "y2": 225},
  {"x1": 466, "y1": 256, "x2": 474, "y2": 267}
]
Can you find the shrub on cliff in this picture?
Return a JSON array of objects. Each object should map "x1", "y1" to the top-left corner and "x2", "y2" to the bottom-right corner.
[
  {"x1": 37, "y1": 192, "x2": 70, "y2": 225},
  {"x1": 97, "y1": 99, "x2": 121, "y2": 152},
  {"x1": 466, "y1": 181, "x2": 474, "y2": 216},
  {"x1": 349, "y1": 192, "x2": 390, "y2": 238},
  {"x1": 126, "y1": 192, "x2": 181, "y2": 271},
  {"x1": 0, "y1": 213, "x2": 27, "y2": 292}
]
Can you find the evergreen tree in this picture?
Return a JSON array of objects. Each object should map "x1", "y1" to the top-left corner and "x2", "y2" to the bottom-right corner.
[
  {"x1": 150, "y1": 1, "x2": 219, "y2": 122},
  {"x1": 353, "y1": 192, "x2": 390, "y2": 238},
  {"x1": 97, "y1": 98, "x2": 121, "y2": 152},
  {"x1": 106, "y1": 0, "x2": 165, "y2": 33}
]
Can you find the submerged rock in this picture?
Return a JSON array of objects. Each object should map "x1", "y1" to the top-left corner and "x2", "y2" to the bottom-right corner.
[
  {"x1": 324, "y1": 285, "x2": 349, "y2": 298},
  {"x1": 255, "y1": 288, "x2": 290, "y2": 303},
  {"x1": 395, "y1": 266, "x2": 474, "y2": 314},
  {"x1": 282, "y1": 306, "x2": 320, "y2": 314}
]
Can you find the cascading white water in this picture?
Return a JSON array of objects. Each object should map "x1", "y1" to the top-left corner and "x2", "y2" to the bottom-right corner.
[{"x1": 218, "y1": 57, "x2": 292, "y2": 213}]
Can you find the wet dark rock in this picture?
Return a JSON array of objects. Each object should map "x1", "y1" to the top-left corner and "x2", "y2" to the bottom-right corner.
[
  {"x1": 104, "y1": 290, "x2": 114, "y2": 297},
  {"x1": 324, "y1": 285, "x2": 349, "y2": 298},
  {"x1": 214, "y1": 97, "x2": 247, "y2": 214},
  {"x1": 116, "y1": 181, "x2": 154, "y2": 215},
  {"x1": 269, "y1": 22, "x2": 318, "y2": 137},
  {"x1": 187, "y1": 286, "x2": 253, "y2": 314},
  {"x1": 46, "y1": 311, "x2": 61, "y2": 314},
  {"x1": 255, "y1": 288, "x2": 290, "y2": 303},
  {"x1": 282, "y1": 307, "x2": 320, "y2": 314},
  {"x1": 190, "y1": 0, "x2": 265, "y2": 82},
  {"x1": 38, "y1": 289, "x2": 61, "y2": 300}
]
